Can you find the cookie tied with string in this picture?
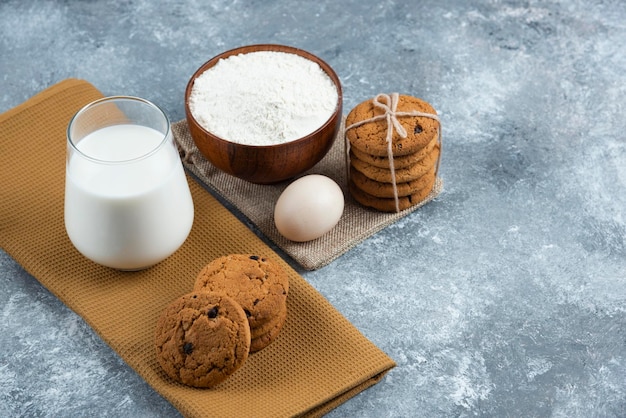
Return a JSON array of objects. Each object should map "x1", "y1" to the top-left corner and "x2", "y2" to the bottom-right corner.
[
  {"x1": 344, "y1": 93, "x2": 441, "y2": 213},
  {"x1": 345, "y1": 94, "x2": 439, "y2": 157}
]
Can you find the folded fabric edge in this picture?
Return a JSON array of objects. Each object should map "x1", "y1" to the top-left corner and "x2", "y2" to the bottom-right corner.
[
  {"x1": 299, "y1": 178, "x2": 444, "y2": 270},
  {"x1": 303, "y1": 367, "x2": 395, "y2": 418}
]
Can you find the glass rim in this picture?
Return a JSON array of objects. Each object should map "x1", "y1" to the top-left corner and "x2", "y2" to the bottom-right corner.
[{"x1": 67, "y1": 95, "x2": 171, "y2": 165}]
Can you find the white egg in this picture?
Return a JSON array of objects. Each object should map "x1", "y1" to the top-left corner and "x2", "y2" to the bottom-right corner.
[{"x1": 274, "y1": 174, "x2": 344, "y2": 242}]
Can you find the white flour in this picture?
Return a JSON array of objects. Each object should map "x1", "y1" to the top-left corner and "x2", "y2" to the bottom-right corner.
[{"x1": 188, "y1": 51, "x2": 338, "y2": 145}]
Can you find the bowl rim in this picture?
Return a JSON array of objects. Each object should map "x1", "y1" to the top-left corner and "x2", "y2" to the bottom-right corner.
[{"x1": 184, "y1": 43, "x2": 343, "y2": 150}]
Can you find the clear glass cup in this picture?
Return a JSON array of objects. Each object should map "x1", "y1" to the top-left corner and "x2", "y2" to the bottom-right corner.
[{"x1": 65, "y1": 96, "x2": 194, "y2": 270}]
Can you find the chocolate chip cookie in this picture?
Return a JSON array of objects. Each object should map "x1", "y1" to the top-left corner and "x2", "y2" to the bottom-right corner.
[
  {"x1": 345, "y1": 94, "x2": 439, "y2": 157},
  {"x1": 154, "y1": 291, "x2": 251, "y2": 388},
  {"x1": 194, "y1": 254, "x2": 289, "y2": 351}
]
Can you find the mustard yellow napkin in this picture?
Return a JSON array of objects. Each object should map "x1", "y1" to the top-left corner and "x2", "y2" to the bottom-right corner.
[{"x1": 0, "y1": 79, "x2": 395, "y2": 417}]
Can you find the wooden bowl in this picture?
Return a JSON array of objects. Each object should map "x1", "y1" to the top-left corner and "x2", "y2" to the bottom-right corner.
[{"x1": 184, "y1": 44, "x2": 343, "y2": 184}]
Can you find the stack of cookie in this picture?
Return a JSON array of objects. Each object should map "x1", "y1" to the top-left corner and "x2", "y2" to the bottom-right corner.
[
  {"x1": 345, "y1": 94, "x2": 441, "y2": 212},
  {"x1": 154, "y1": 254, "x2": 289, "y2": 388},
  {"x1": 194, "y1": 254, "x2": 289, "y2": 353}
]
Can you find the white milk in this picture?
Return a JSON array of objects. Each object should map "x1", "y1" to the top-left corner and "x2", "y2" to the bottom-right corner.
[{"x1": 65, "y1": 124, "x2": 194, "y2": 270}]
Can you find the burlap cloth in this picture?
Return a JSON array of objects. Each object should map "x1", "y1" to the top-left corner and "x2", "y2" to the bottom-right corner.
[
  {"x1": 0, "y1": 79, "x2": 396, "y2": 417},
  {"x1": 173, "y1": 112, "x2": 442, "y2": 271}
]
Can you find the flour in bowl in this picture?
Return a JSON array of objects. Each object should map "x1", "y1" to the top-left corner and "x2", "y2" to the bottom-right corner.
[{"x1": 188, "y1": 51, "x2": 339, "y2": 146}]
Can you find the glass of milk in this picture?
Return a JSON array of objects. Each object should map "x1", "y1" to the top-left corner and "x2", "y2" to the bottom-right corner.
[{"x1": 65, "y1": 96, "x2": 194, "y2": 270}]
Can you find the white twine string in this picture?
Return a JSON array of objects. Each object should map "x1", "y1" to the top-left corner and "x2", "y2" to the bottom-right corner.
[{"x1": 345, "y1": 93, "x2": 441, "y2": 212}]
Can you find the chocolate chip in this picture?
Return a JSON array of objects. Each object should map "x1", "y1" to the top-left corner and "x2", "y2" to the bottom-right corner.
[
  {"x1": 253, "y1": 299, "x2": 260, "y2": 306},
  {"x1": 414, "y1": 124, "x2": 423, "y2": 134},
  {"x1": 183, "y1": 342, "x2": 193, "y2": 355},
  {"x1": 208, "y1": 306, "x2": 219, "y2": 319},
  {"x1": 249, "y1": 255, "x2": 260, "y2": 260}
]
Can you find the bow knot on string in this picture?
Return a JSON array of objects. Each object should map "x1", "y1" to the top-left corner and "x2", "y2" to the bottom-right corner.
[
  {"x1": 372, "y1": 93, "x2": 409, "y2": 138},
  {"x1": 344, "y1": 93, "x2": 441, "y2": 212}
]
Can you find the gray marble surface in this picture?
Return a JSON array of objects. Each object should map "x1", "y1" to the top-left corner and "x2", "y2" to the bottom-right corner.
[{"x1": 1, "y1": 0, "x2": 625, "y2": 417}]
